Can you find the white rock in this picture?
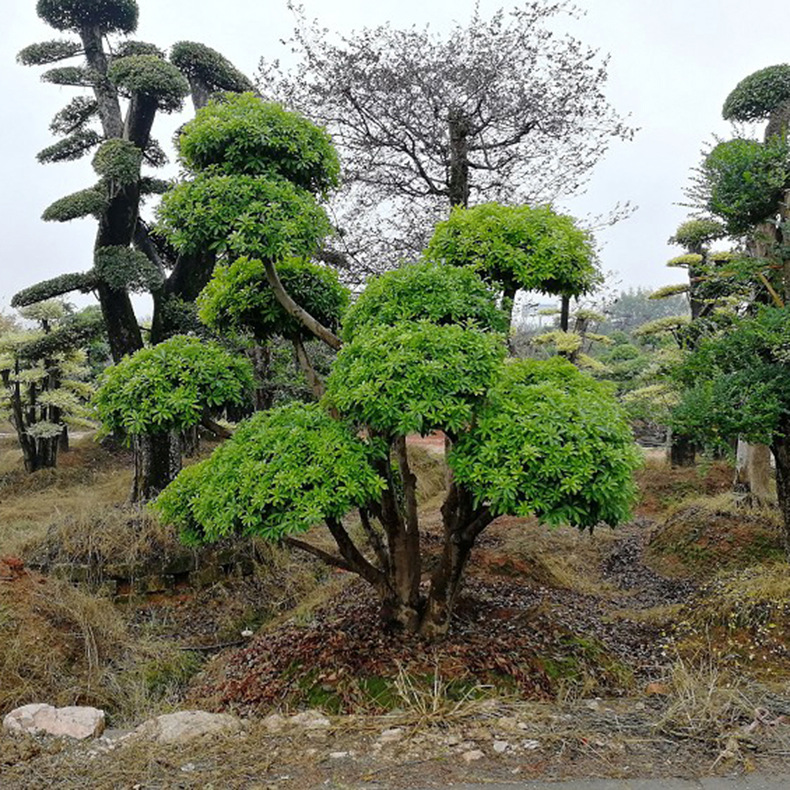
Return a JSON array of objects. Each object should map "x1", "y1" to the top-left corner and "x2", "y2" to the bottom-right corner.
[
  {"x1": 493, "y1": 740, "x2": 509, "y2": 754},
  {"x1": 3, "y1": 704, "x2": 105, "y2": 740},
  {"x1": 290, "y1": 710, "x2": 330, "y2": 729},
  {"x1": 462, "y1": 749, "x2": 485, "y2": 763},
  {"x1": 329, "y1": 751, "x2": 349, "y2": 760},
  {"x1": 378, "y1": 727, "x2": 404, "y2": 743},
  {"x1": 135, "y1": 711, "x2": 243, "y2": 744},
  {"x1": 521, "y1": 739, "x2": 541, "y2": 751}
]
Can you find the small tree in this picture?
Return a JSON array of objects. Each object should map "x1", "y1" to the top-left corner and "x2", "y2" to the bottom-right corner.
[
  {"x1": 424, "y1": 203, "x2": 599, "y2": 328},
  {"x1": 93, "y1": 335, "x2": 254, "y2": 500},
  {"x1": 154, "y1": 263, "x2": 639, "y2": 637},
  {"x1": 0, "y1": 302, "x2": 101, "y2": 471}
]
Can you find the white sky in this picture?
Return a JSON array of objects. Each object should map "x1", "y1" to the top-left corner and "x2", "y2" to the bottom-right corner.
[{"x1": 0, "y1": 0, "x2": 784, "y2": 312}]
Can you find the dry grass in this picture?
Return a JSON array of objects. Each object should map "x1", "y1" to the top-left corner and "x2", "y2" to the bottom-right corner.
[{"x1": 647, "y1": 492, "x2": 785, "y2": 579}]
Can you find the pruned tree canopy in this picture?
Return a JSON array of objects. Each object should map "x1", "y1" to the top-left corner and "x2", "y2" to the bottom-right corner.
[
  {"x1": 108, "y1": 55, "x2": 190, "y2": 112},
  {"x1": 723, "y1": 64, "x2": 790, "y2": 123},
  {"x1": 18, "y1": 39, "x2": 82, "y2": 66},
  {"x1": 171, "y1": 41, "x2": 254, "y2": 94},
  {"x1": 198, "y1": 256, "x2": 348, "y2": 342},
  {"x1": 36, "y1": 0, "x2": 139, "y2": 35}
]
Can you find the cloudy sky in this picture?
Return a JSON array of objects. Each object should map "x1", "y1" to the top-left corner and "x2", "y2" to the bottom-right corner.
[{"x1": 0, "y1": 0, "x2": 784, "y2": 313}]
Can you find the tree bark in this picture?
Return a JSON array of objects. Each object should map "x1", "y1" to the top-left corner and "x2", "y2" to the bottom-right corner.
[
  {"x1": 771, "y1": 428, "x2": 790, "y2": 558},
  {"x1": 448, "y1": 109, "x2": 471, "y2": 209},
  {"x1": 132, "y1": 433, "x2": 182, "y2": 502},
  {"x1": 734, "y1": 440, "x2": 774, "y2": 505},
  {"x1": 292, "y1": 337, "x2": 325, "y2": 399},
  {"x1": 669, "y1": 432, "x2": 696, "y2": 468}
]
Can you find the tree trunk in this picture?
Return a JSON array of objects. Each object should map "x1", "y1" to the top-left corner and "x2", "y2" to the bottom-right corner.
[
  {"x1": 734, "y1": 440, "x2": 774, "y2": 505},
  {"x1": 771, "y1": 428, "x2": 790, "y2": 558},
  {"x1": 448, "y1": 109, "x2": 471, "y2": 209},
  {"x1": 132, "y1": 433, "x2": 182, "y2": 502},
  {"x1": 669, "y1": 432, "x2": 696, "y2": 467},
  {"x1": 292, "y1": 337, "x2": 325, "y2": 399},
  {"x1": 560, "y1": 295, "x2": 571, "y2": 331}
]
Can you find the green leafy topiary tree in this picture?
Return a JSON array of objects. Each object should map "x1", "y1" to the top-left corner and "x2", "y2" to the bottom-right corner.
[
  {"x1": 425, "y1": 203, "x2": 599, "y2": 328},
  {"x1": 0, "y1": 301, "x2": 103, "y2": 471},
  {"x1": 94, "y1": 335, "x2": 254, "y2": 500},
  {"x1": 154, "y1": 263, "x2": 639, "y2": 637}
]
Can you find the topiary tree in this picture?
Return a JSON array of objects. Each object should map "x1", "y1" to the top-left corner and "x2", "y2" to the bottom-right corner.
[
  {"x1": 198, "y1": 256, "x2": 348, "y2": 398},
  {"x1": 424, "y1": 203, "x2": 599, "y2": 329},
  {"x1": 93, "y1": 335, "x2": 254, "y2": 500},
  {"x1": 16, "y1": 0, "x2": 254, "y2": 361},
  {"x1": 154, "y1": 263, "x2": 640, "y2": 637},
  {"x1": 0, "y1": 301, "x2": 102, "y2": 471}
]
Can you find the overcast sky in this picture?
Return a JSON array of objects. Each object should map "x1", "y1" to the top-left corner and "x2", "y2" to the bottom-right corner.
[{"x1": 0, "y1": 0, "x2": 784, "y2": 313}]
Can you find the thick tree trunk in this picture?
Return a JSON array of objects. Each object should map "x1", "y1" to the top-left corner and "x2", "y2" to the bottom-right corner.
[
  {"x1": 131, "y1": 433, "x2": 182, "y2": 502},
  {"x1": 734, "y1": 440, "x2": 774, "y2": 505},
  {"x1": 560, "y1": 295, "x2": 571, "y2": 332},
  {"x1": 448, "y1": 109, "x2": 471, "y2": 209},
  {"x1": 771, "y1": 429, "x2": 790, "y2": 558},
  {"x1": 669, "y1": 432, "x2": 696, "y2": 468}
]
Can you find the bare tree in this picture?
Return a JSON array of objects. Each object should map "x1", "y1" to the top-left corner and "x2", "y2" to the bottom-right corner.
[{"x1": 258, "y1": 1, "x2": 634, "y2": 275}]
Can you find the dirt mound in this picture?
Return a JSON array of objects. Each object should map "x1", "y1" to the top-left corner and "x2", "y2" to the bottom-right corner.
[
  {"x1": 635, "y1": 459, "x2": 733, "y2": 516},
  {"x1": 647, "y1": 495, "x2": 784, "y2": 578}
]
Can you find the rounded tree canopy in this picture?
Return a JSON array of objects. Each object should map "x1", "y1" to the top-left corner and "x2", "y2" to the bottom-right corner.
[
  {"x1": 702, "y1": 137, "x2": 790, "y2": 235},
  {"x1": 37, "y1": 0, "x2": 138, "y2": 34},
  {"x1": 198, "y1": 256, "x2": 348, "y2": 342},
  {"x1": 425, "y1": 203, "x2": 598, "y2": 298},
  {"x1": 115, "y1": 41, "x2": 165, "y2": 59},
  {"x1": 723, "y1": 65, "x2": 790, "y2": 123},
  {"x1": 170, "y1": 41, "x2": 253, "y2": 94},
  {"x1": 450, "y1": 357, "x2": 639, "y2": 529},
  {"x1": 177, "y1": 93, "x2": 340, "y2": 196},
  {"x1": 669, "y1": 219, "x2": 726, "y2": 249},
  {"x1": 153, "y1": 402, "x2": 386, "y2": 544},
  {"x1": 325, "y1": 321, "x2": 506, "y2": 436},
  {"x1": 108, "y1": 55, "x2": 189, "y2": 113},
  {"x1": 93, "y1": 335, "x2": 254, "y2": 437},
  {"x1": 92, "y1": 139, "x2": 142, "y2": 184},
  {"x1": 341, "y1": 260, "x2": 508, "y2": 341},
  {"x1": 156, "y1": 173, "x2": 331, "y2": 259},
  {"x1": 94, "y1": 245, "x2": 163, "y2": 292}
]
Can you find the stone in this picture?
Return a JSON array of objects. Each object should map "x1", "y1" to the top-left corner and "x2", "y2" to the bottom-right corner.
[
  {"x1": 329, "y1": 751, "x2": 349, "y2": 759},
  {"x1": 134, "y1": 711, "x2": 243, "y2": 744},
  {"x1": 521, "y1": 739, "x2": 541, "y2": 750},
  {"x1": 378, "y1": 727, "x2": 404, "y2": 743},
  {"x1": 290, "y1": 710, "x2": 331, "y2": 729},
  {"x1": 493, "y1": 740, "x2": 509, "y2": 754},
  {"x1": 645, "y1": 682, "x2": 670, "y2": 696},
  {"x1": 462, "y1": 749, "x2": 485, "y2": 762},
  {"x1": 3, "y1": 704, "x2": 105, "y2": 740},
  {"x1": 262, "y1": 713, "x2": 287, "y2": 732}
]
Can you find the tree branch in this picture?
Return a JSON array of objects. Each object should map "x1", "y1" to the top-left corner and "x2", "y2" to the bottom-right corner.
[{"x1": 283, "y1": 535, "x2": 356, "y2": 573}]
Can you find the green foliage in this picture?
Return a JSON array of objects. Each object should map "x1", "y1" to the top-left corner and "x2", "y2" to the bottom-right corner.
[
  {"x1": 341, "y1": 261, "x2": 508, "y2": 341},
  {"x1": 41, "y1": 65, "x2": 95, "y2": 86},
  {"x1": 17, "y1": 39, "x2": 82, "y2": 66},
  {"x1": 450, "y1": 358, "x2": 639, "y2": 528},
  {"x1": 425, "y1": 203, "x2": 597, "y2": 297},
  {"x1": 94, "y1": 336, "x2": 254, "y2": 437},
  {"x1": 673, "y1": 306, "x2": 790, "y2": 446},
  {"x1": 42, "y1": 187, "x2": 108, "y2": 222},
  {"x1": 723, "y1": 65, "x2": 790, "y2": 122},
  {"x1": 170, "y1": 41, "x2": 253, "y2": 93},
  {"x1": 36, "y1": 0, "x2": 139, "y2": 34},
  {"x1": 632, "y1": 316, "x2": 691, "y2": 340},
  {"x1": 670, "y1": 219, "x2": 726, "y2": 249},
  {"x1": 702, "y1": 137, "x2": 790, "y2": 235},
  {"x1": 650, "y1": 284, "x2": 690, "y2": 300},
  {"x1": 37, "y1": 130, "x2": 102, "y2": 164},
  {"x1": 667, "y1": 254, "x2": 704, "y2": 268},
  {"x1": 18, "y1": 307, "x2": 105, "y2": 361},
  {"x1": 177, "y1": 93, "x2": 340, "y2": 196},
  {"x1": 157, "y1": 173, "x2": 330, "y2": 258},
  {"x1": 139, "y1": 176, "x2": 171, "y2": 196},
  {"x1": 12, "y1": 273, "x2": 97, "y2": 309},
  {"x1": 108, "y1": 55, "x2": 189, "y2": 112},
  {"x1": 49, "y1": 97, "x2": 98, "y2": 135},
  {"x1": 94, "y1": 246, "x2": 163, "y2": 292},
  {"x1": 153, "y1": 402, "x2": 385, "y2": 543},
  {"x1": 198, "y1": 256, "x2": 347, "y2": 341},
  {"x1": 92, "y1": 139, "x2": 143, "y2": 184},
  {"x1": 115, "y1": 41, "x2": 164, "y2": 59},
  {"x1": 325, "y1": 321, "x2": 506, "y2": 436}
]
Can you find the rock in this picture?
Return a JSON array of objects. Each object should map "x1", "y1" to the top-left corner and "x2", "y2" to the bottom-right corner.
[
  {"x1": 378, "y1": 727, "x2": 404, "y2": 743},
  {"x1": 497, "y1": 716, "x2": 519, "y2": 730},
  {"x1": 329, "y1": 751, "x2": 349, "y2": 760},
  {"x1": 135, "y1": 711, "x2": 243, "y2": 744},
  {"x1": 290, "y1": 710, "x2": 330, "y2": 729},
  {"x1": 462, "y1": 749, "x2": 485, "y2": 762},
  {"x1": 521, "y1": 739, "x2": 541, "y2": 751},
  {"x1": 3, "y1": 704, "x2": 105, "y2": 740},
  {"x1": 493, "y1": 740, "x2": 509, "y2": 754},
  {"x1": 262, "y1": 713, "x2": 287, "y2": 732}
]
